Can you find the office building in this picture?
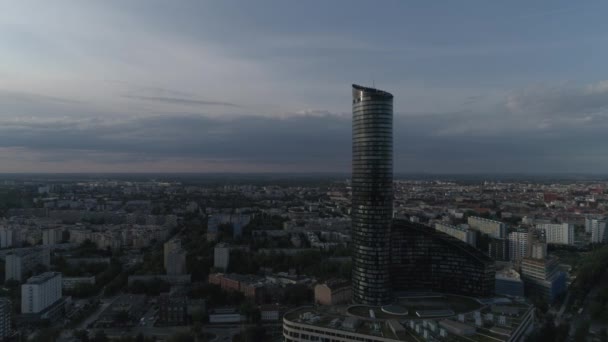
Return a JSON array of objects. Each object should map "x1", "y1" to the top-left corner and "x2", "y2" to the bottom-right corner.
[
  {"x1": 536, "y1": 223, "x2": 574, "y2": 245},
  {"x1": 5, "y1": 247, "x2": 51, "y2": 282},
  {"x1": 508, "y1": 231, "x2": 529, "y2": 261},
  {"x1": 214, "y1": 243, "x2": 230, "y2": 271},
  {"x1": 21, "y1": 272, "x2": 62, "y2": 314},
  {"x1": 467, "y1": 216, "x2": 506, "y2": 239},
  {"x1": 391, "y1": 220, "x2": 495, "y2": 297},
  {"x1": 351, "y1": 84, "x2": 393, "y2": 305},
  {"x1": 0, "y1": 298, "x2": 11, "y2": 340},
  {"x1": 434, "y1": 222, "x2": 477, "y2": 246}
]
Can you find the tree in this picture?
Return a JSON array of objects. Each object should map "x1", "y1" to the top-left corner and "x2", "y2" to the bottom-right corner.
[
  {"x1": 574, "y1": 321, "x2": 590, "y2": 342},
  {"x1": 169, "y1": 332, "x2": 195, "y2": 342},
  {"x1": 74, "y1": 330, "x2": 90, "y2": 342},
  {"x1": 93, "y1": 330, "x2": 109, "y2": 342}
]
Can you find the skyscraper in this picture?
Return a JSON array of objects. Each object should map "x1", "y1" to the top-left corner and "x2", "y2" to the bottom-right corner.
[{"x1": 351, "y1": 84, "x2": 393, "y2": 305}]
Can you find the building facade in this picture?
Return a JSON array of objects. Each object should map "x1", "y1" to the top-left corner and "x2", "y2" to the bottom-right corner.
[
  {"x1": 434, "y1": 222, "x2": 477, "y2": 246},
  {"x1": 5, "y1": 247, "x2": 51, "y2": 282},
  {"x1": 214, "y1": 243, "x2": 230, "y2": 271},
  {"x1": 508, "y1": 231, "x2": 529, "y2": 261},
  {"x1": 391, "y1": 220, "x2": 495, "y2": 297},
  {"x1": 0, "y1": 298, "x2": 11, "y2": 339},
  {"x1": 21, "y1": 272, "x2": 62, "y2": 314},
  {"x1": 520, "y1": 256, "x2": 566, "y2": 302},
  {"x1": 314, "y1": 280, "x2": 352, "y2": 306},
  {"x1": 351, "y1": 84, "x2": 394, "y2": 306},
  {"x1": 536, "y1": 223, "x2": 574, "y2": 245},
  {"x1": 587, "y1": 218, "x2": 608, "y2": 244},
  {"x1": 467, "y1": 217, "x2": 506, "y2": 239}
]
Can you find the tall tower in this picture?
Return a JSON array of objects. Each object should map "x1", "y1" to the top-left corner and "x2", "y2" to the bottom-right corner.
[{"x1": 351, "y1": 84, "x2": 393, "y2": 305}]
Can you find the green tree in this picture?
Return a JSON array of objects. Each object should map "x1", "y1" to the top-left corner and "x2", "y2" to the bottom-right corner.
[
  {"x1": 93, "y1": 330, "x2": 109, "y2": 342},
  {"x1": 574, "y1": 321, "x2": 590, "y2": 342}
]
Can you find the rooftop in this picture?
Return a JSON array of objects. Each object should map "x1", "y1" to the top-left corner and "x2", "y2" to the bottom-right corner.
[{"x1": 25, "y1": 272, "x2": 60, "y2": 284}]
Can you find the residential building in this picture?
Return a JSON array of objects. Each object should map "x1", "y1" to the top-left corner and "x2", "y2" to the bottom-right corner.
[
  {"x1": 21, "y1": 272, "x2": 62, "y2": 314},
  {"x1": 468, "y1": 216, "x2": 506, "y2": 239},
  {"x1": 536, "y1": 223, "x2": 574, "y2": 245},
  {"x1": 214, "y1": 243, "x2": 230, "y2": 271},
  {"x1": 164, "y1": 238, "x2": 186, "y2": 275},
  {"x1": 587, "y1": 218, "x2": 608, "y2": 243},
  {"x1": 434, "y1": 222, "x2": 477, "y2": 246},
  {"x1": 5, "y1": 247, "x2": 51, "y2": 282},
  {"x1": 508, "y1": 231, "x2": 529, "y2": 261},
  {"x1": 42, "y1": 228, "x2": 63, "y2": 245}
]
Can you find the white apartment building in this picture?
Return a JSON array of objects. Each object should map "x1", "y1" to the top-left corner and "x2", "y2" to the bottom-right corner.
[
  {"x1": 508, "y1": 231, "x2": 529, "y2": 261},
  {"x1": 468, "y1": 216, "x2": 506, "y2": 239},
  {"x1": 0, "y1": 228, "x2": 14, "y2": 248},
  {"x1": 5, "y1": 247, "x2": 51, "y2": 282},
  {"x1": 214, "y1": 243, "x2": 230, "y2": 271},
  {"x1": 42, "y1": 228, "x2": 63, "y2": 245},
  {"x1": 21, "y1": 272, "x2": 62, "y2": 314},
  {"x1": 587, "y1": 218, "x2": 608, "y2": 244},
  {"x1": 434, "y1": 222, "x2": 477, "y2": 246},
  {"x1": 536, "y1": 223, "x2": 574, "y2": 245}
]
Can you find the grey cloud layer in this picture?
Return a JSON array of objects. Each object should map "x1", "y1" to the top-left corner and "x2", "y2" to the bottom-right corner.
[{"x1": 2, "y1": 80, "x2": 608, "y2": 172}]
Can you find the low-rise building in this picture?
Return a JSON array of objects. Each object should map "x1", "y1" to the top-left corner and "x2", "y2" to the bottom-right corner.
[{"x1": 314, "y1": 280, "x2": 352, "y2": 306}]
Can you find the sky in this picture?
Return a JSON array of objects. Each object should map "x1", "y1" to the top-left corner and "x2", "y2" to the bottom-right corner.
[{"x1": 1, "y1": 0, "x2": 608, "y2": 173}]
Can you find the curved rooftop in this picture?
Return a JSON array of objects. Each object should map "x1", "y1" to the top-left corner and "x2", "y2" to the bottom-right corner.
[{"x1": 352, "y1": 84, "x2": 393, "y2": 98}]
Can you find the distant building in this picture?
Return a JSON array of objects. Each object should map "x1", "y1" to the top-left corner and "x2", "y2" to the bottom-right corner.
[
  {"x1": 587, "y1": 218, "x2": 608, "y2": 244},
  {"x1": 488, "y1": 238, "x2": 509, "y2": 261},
  {"x1": 314, "y1": 280, "x2": 352, "y2": 305},
  {"x1": 434, "y1": 222, "x2": 477, "y2": 246},
  {"x1": 508, "y1": 231, "x2": 529, "y2": 261},
  {"x1": 42, "y1": 228, "x2": 63, "y2": 245},
  {"x1": 62, "y1": 276, "x2": 95, "y2": 290},
  {"x1": 468, "y1": 216, "x2": 506, "y2": 239},
  {"x1": 21, "y1": 272, "x2": 62, "y2": 314},
  {"x1": 164, "y1": 239, "x2": 187, "y2": 275},
  {"x1": 259, "y1": 304, "x2": 281, "y2": 321},
  {"x1": 0, "y1": 298, "x2": 11, "y2": 339},
  {"x1": 5, "y1": 247, "x2": 51, "y2": 282},
  {"x1": 158, "y1": 294, "x2": 188, "y2": 326},
  {"x1": 0, "y1": 228, "x2": 15, "y2": 248},
  {"x1": 214, "y1": 243, "x2": 230, "y2": 271},
  {"x1": 536, "y1": 223, "x2": 574, "y2": 245}
]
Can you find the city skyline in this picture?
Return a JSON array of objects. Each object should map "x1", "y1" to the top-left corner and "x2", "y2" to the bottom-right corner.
[{"x1": 3, "y1": 1, "x2": 608, "y2": 173}]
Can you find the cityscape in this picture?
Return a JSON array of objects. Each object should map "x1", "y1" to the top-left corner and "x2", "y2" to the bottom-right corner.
[{"x1": 2, "y1": 1, "x2": 608, "y2": 342}]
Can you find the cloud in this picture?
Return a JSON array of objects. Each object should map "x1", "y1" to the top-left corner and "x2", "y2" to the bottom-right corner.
[{"x1": 122, "y1": 95, "x2": 240, "y2": 107}]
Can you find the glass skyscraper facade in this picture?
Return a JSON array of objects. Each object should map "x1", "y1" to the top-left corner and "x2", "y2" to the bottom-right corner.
[{"x1": 351, "y1": 84, "x2": 393, "y2": 305}]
